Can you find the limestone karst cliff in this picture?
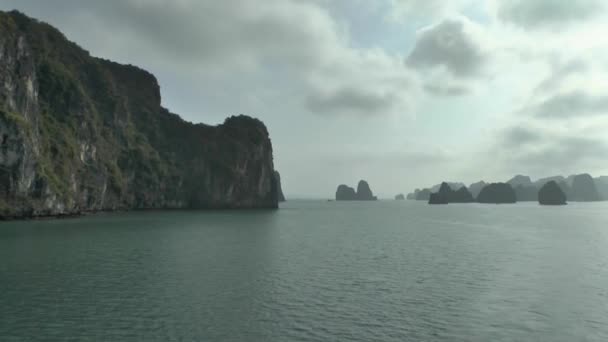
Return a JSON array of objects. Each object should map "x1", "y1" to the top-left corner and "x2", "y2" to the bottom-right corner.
[
  {"x1": 0, "y1": 11, "x2": 279, "y2": 218},
  {"x1": 274, "y1": 171, "x2": 286, "y2": 202}
]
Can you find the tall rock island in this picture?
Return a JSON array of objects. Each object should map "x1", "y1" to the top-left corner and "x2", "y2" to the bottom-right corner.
[{"x1": 0, "y1": 11, "x2": 279, "y2": 218}]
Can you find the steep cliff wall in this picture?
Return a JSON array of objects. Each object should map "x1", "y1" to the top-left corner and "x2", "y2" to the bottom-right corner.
[{"x1": 0, "y1": 11, "x2": 278, "y2": 218}]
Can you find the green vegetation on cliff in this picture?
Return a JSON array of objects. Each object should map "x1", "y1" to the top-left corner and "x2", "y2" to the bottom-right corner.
[{"x1": 0, "y1": 10, "x2": 279, "y2": 218}]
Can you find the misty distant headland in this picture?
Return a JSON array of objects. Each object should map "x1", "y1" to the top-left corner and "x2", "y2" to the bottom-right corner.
[{"x1": 406, "y1": 174, "x2": 607, "y2": 205}]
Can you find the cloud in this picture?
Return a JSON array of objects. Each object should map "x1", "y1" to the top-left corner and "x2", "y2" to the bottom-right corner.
[
  {"x1": 497, "y1": 0, "x2": 604, "y2": 29},
  {"x1": 2, "y1": 0, "x2": 418, "y2": 118},
  {"x1": 388, "y1": 0, "x2": 475, "y2": 21},
  {"x1": 501, "y1": 125, "x2": 542, "y2": 146},
  {"x1": 515, "y1": 135, "x2": 608, "y2": 170},
  {"x1": 533, "y1": 91, "x2": 608, "y2": 119},
  {"x1": 406, "y1": 17, "x2": 487, "y2": 78},
  {"x1": 535, "y1": 59, "x2": 588, "y2": 94},
  {"x1": 306, "y1": 87, "x2": 399, "y2": 115},
  {"x1": 489, "y1": 123, "x2": 608, "y2": 175},
  {"x1": 423, "y1": 83, "x2": 470, "y2": 97}
]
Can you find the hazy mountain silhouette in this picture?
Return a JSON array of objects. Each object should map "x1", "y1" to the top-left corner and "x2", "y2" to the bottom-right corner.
[
  {"x1": 534, "y1": 176, "x2": 566, "y2": 188},
  {"x1": 477, "y1": 183, "x2": 517, "y2": 204},
  {"x1": 513, "y1": 185, "x2": 538, "y2": 202},
  {"x1": 430, "y1": 182, "x2": 466, "y2": 192},
  {"x1": 469, "y1": 181, "x2": 487, "y2": 198},
  {"x1": 507, "y1": 175, "x2": 533, "y2": 188},
  {"x1": 595, "y1": 176, "x2": 608, "y2": 200},
  {"x1": 570, "y1": 174, "x2": 601, "y2": 201},
  {"x1": 429, "y1": 183, "x2": 474, "y2": 205}
]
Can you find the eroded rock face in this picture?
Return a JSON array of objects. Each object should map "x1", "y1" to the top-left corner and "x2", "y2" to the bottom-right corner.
[
  {"x1": 0, "y1": 11, "x2": 278, "y2": 218},
  {"x1": 477, "y1": 183, "x2": 517, "y2": 204},
  {"x1": 538, "y1": 181, "x2": 567, "y2": 205},
  {"x1": 274, "y1": 171, "x2": 286, "y2": 202}
]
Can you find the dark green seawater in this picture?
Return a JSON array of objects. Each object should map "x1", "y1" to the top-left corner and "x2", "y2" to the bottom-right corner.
[{"x1": 2, "y1": 200, "x2": 608, "y2": 341}]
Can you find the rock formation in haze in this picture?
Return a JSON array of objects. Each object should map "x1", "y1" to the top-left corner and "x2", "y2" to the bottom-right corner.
[
  {"x1": 0, "y1": 11, "x2": 279, "y2": 218},
  {"x1": 538, "y1": 181, "x2": 567, "y2": 205},
  {"x1": 356, "y1": 180, "x2": 378, "y2": 201},
  {"x1": 274, "y1": 171, "x2": 286, "y2": 202},
  {"x1": 395, "y1": 194, "x2": 405, "y2": 200},
  {"x1": 429, "y1": 182, "x2": 474, "y2": 204},
  {"x1": 513, "y1": 185, "x2": 538, "y2": 202},
  {"x1": 469, "y1": 181, "x2": 487, "y2": 199},
  {"x1": 477, "y1": 183, "x2": 517, "y2": 204},
  {"x1": 595, "y1": 176, "x2": 608, "y2": 200},
  {"x1": 507, "y1": 175, "x2": 533, "y2": 188},
  {"x1": 430, "y1": 182, "x2": 465, "y2": 193},
  {"x1": 558, "y1": 181, "x2": 573, "y2": 200},
  {"x1": 534, "y1": 176, "x2": 566, "y2": 188},
  {"x1": 415, "y1": 189, "x2": 432, "y2": 201},
  {"x1": 570, "y1": 174, "x2": 601, "y2": 201},
  {"x1": 452, "y1": 186, "x2": 475, "y2": 203},
  {"x1": 335, "y1": 180, "x2": 377, "y2": 201},
  {"x1": 336, "y1": 185, "x2": 357, "y2": 201},
  {"x1": 428, "y1": 183, "x2": 450, "y2": 205}
]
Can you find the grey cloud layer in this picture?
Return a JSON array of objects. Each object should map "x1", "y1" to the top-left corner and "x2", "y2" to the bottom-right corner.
[
  {"x1": 534, "y1": 91, "x2": 608, "y2": 119},
  {"x1": 493, "y1": 124, "x2": 608, "y2": 175},
  {"x1": 306, "y1": 87, "x2": 399, "y2": 115},
  {"x1": 498, "y1": 0, "x2": 603, "y2": 29}
]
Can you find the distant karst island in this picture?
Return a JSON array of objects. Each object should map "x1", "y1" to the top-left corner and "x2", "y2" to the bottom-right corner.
[
  {"x1": 405, "y1": 173, "x2": 607, "y2": 206},
  {"x1": 336, "y1": 180, "x2": 378, "y2": 201}
]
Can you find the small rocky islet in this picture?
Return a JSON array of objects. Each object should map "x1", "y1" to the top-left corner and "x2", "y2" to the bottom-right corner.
[
  {"x1": 538, "y1": 181, "x2": 567, "y2": 206},
  {"x1": 335, "y1": 180, "x2": 378, "y2": 201}
]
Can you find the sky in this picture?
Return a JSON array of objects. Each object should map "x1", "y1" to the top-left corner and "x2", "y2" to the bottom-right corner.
[{"x1": 2, "y1": 0, "x2": 608, "y2": 198}]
